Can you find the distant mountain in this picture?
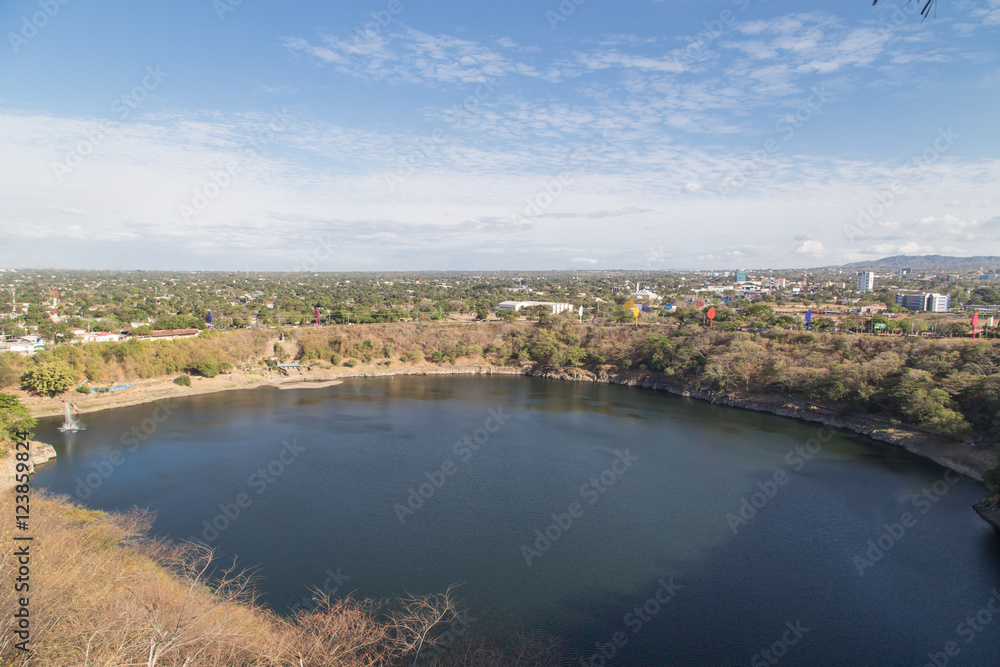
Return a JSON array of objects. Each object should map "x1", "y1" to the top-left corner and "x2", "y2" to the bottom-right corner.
[{"x1": 840, "y1": 255, "x2": 1000, "y2": 271}]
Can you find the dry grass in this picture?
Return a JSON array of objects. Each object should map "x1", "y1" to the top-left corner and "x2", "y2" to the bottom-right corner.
[{"x1": 0, "y1": 491, "x2": 563, "y2": 667}]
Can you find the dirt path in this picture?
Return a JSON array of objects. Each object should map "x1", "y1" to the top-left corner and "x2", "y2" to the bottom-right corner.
[{"x1": 17, "y1": 362, "x2": 513, "y2": 419}]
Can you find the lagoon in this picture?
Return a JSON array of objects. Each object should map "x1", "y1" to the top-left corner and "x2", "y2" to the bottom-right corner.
[{"x1": 32, "y1": 375, "x2": 1000, "y2": 665}]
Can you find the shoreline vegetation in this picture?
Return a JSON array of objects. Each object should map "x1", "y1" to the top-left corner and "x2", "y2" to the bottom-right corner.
[
  {"x1": 7, "y1": 320, "x2": 999, "y2": 478},
  {"x1": 3, "y1": 321, "x2": 999, "y2": 665}
]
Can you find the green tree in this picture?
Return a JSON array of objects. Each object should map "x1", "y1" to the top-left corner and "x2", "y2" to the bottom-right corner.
[
  {"x1": 984, "y1": 465, "x2": 1000, "y2": 496},
  {"x1": 20, "y1": 361, "x2": 76, "y2": 397},
  {"x1": 188, "y1": 359, "x2": 220, "y2": 378},
  {"x1": 0, "y1": 393, "x2": 36, "y2": 442}
]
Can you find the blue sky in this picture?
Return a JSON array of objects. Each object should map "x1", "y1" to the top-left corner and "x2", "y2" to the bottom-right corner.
[{"x1": 1, "y1": 0, "x2": 998, "y2": 271}]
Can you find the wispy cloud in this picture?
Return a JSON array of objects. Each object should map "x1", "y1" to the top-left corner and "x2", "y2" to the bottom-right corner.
[{"x1": 284, "y1": 26, "x2": 541, "y2": 85}]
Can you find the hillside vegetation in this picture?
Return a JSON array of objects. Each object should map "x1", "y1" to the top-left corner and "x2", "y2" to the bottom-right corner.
[
  {"x1": 3, "y1": 319, "x2": 1000, "y2": 442},
  {"x1": 296, "y1": 320, "x2": 1000, "y2": 441}
]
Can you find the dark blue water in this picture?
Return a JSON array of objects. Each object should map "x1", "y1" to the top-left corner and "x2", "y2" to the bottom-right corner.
[{"x1": 32, "y1": 375, "x2": 1000, "y2": 665}]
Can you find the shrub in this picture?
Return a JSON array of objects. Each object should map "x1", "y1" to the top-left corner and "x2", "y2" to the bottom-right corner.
[
  {"x1": 984, "y1": 465, "x2": 1000, "y2": 496},
  {"x1": 21, "y1": 361, "x2": 76, "y2": 397},
  {"x1": 344, "y1": 358, "x2": 358, "y2": 368},
  {"x1": 76, "y1": 385, "x2": 91, "y2": 394},
  {"x1": 173, "y1": 374, "x2": 191, "y2": 386},
  {"x1": 330, "y1": 353, "x2": 342, "y2": 365},
  {"x1": 0, "y1": 393, "x2": 36, "y2": 441},
  {"x1": 187, "y1": 360, "x2": 220, "y2": 378},
  {"x1": 431, "y1": 351, "x2": 444, "y2": 363}
]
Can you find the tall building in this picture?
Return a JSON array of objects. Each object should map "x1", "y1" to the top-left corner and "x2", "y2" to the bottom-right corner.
[
  {"x1": 735, "y1": 269, "x2": 747, "y2": 283},
  {"x1": 857, "y1": 271, "x2": 875, "y2": 292},
  {"x1": 926, "y1": 293, "x2": 950, "y2": 312}
]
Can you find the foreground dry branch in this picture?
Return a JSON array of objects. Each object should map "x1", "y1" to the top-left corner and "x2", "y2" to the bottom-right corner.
[{"x1": 0, "y1": 491, "x2": 562, "y2": 667}]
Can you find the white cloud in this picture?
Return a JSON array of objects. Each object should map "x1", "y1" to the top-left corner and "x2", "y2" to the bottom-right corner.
[
  {"x1": 792, "y1": 240, "x2": 825, "y2": 256},
  {"x1": 971, "y1": 0, "x2": 1000, "y2": 27},
  {"x1": 284, "y1": 26, "x2": 540, "y2": 86},
  {"x1": 3, "y1": 0, "x2": 1000, "y2": 272}
]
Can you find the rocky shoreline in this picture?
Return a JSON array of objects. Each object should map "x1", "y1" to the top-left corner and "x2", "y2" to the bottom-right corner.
[
  {"x1": 522, "y1": 365, "x2": 997, "y2": 481},
  {"x1": 13, "y1": 361, "x2": 998, "y2": 529},
  {"x1": 0, "y1": 440, "x2": 57, "y2": 492},
  {"x1": 973, "y1": 498, "x2": 1000, "y2": 532}
]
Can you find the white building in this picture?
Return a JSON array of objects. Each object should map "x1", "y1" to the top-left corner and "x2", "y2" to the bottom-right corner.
[
  {"x1": 857, "y1": 271, "x2": 875, "y2": 292},
  {"x1": 629, "y1": 289, "x2": 661, "y2": 301},
  {"x1": 0, "y1": 337, "x2": 46, "y2": 356},
  {"x1": 82, "y1": 331, "x2": 120, "y2": 343},
  {"x1": 926, "y1": 293, "x2": 950, "y2": 312},
  {"x1": 496, "y1": 300, "x2": 574, "y2": 315}
]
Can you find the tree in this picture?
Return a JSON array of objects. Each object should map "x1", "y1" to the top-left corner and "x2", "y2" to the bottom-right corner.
[
  {"x1": 984, "y1": 465, "x2": 1000, "y2": 496},
  {"x1": 21, "y1": 361, "x2": 76, "y2": 397},
  {"x1": 0, "y1": 392, "x2": 36, "y2": 442},
  {"x1": 187, "y1": 359, "x2": 220, "y2": 378},
  {"x1": 971, "y1": 287, "x2": 1000, "y2": 305}
]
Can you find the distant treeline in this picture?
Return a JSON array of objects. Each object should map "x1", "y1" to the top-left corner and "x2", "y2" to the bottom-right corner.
[{"x1": 3, "y1": 321, "x2": 999, "y2": 440}]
